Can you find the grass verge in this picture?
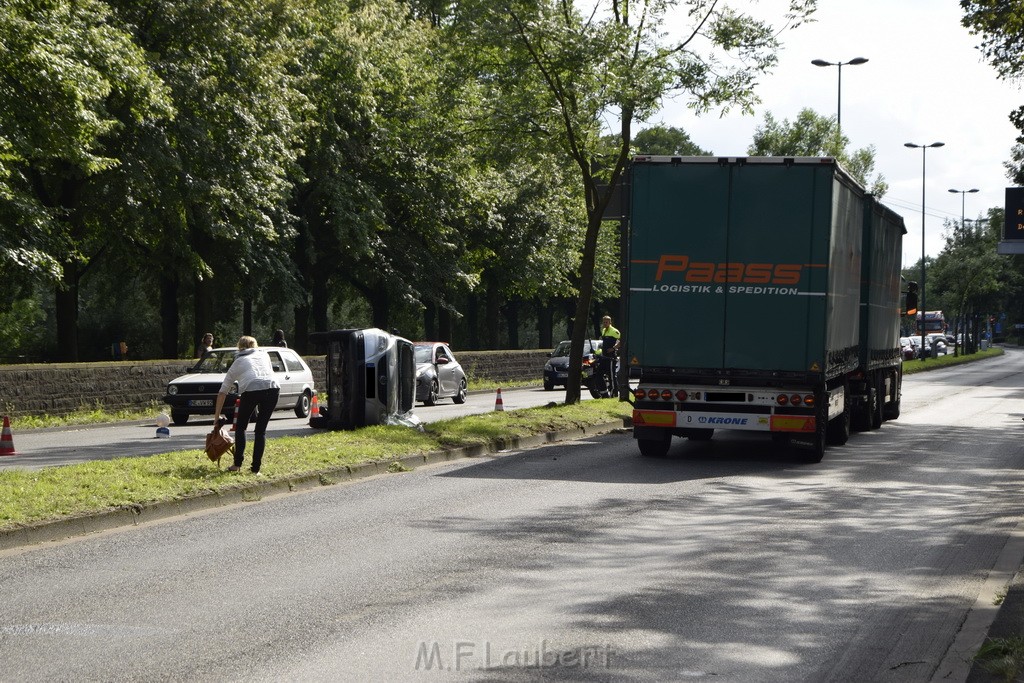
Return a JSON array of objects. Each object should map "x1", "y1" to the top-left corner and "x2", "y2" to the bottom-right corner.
[
  {"x1": 902, "y1": 346, "x2": 1003, "y2": 374},
  {"x1": 0, "y1": 399, "x2": 630, "y2": 531}
]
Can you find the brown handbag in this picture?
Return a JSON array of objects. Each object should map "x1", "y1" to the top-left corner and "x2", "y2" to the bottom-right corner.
[{"x1": 205, "y1": 426, "x2": 235, "y2": 466}]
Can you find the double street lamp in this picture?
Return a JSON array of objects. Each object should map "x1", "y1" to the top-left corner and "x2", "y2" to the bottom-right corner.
[
  {"x1": 905, "y1": 141, "x2": 945, "y2": 360},
  {"x1": 948, "y1": 187, "x2": 979, "y2": 231},
  {"x1": 811, "y1": 57, "x2": 869, "y2": 133}
]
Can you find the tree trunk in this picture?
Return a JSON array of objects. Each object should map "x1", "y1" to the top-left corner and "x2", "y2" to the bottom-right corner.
[
  {"x1": 439, "y1": 306, "x2": 453, "y2": 347},
  {"x1": 466, "y1": 292, "x2": 479, "y2": 350},
  {"x1": 294, "y1": 302, "x2": 310, "y2": 355},
  {"x1": 505, "y1": 297, "x2": 520, "y2": 349},
  {"x1": 54, "y1": 266, "x2": 80, "y2": 362},
  {"x1": 423, "y1": 301, "x2": 437, "y2": 341},
  {"x1": 537, "y1": 299, "x2": 553, "y2": 350},
  {"x1": 311, "y1": 268, "x2": 330, "y2": 334},
  {"x1": 194, "y1": 275, "x2": 215, "y2": 350},
  {"x1": 485, "y1": 278, "x2": 500, "y2": 350},
  {"x1": 160, "y1": 273, "x2": 180, "y2": 358},
  {"x1": 243, "y1": 297, "x2": 253, "y2": 336}
]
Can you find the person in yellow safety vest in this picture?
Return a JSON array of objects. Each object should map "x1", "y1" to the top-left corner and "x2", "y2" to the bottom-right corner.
[{"x1": 598, "y1": 315, "x2": 621, "y2": 397}]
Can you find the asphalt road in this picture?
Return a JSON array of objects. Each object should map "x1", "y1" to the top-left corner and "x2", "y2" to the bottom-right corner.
[
  {"x1": 0, "y1": 385, "x2": 579, "y2": 470},
  {"x1": 1, "y1": 350, "x2": 1022, "y2": 681}
]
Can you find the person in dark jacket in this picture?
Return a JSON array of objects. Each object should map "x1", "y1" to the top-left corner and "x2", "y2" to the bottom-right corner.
[{"x1": 272, "y1": 329, "x2": 288, "y2": 348}]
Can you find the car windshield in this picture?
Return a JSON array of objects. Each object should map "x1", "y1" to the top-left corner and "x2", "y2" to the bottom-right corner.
[
  {"x1": 193, "y1": 350, "x2": 236, "y2": 373},
  {"x1": 414, "y1": 345, "x2": 435, "y2": 363},
  {"x1": 553, "y1": 342, "x2": 572, "y2": 356}
]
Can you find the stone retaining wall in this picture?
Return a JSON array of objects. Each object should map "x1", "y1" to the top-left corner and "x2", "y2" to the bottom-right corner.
[{"x1": 0, "y1": 350, "x2": 551, "y2": 418}]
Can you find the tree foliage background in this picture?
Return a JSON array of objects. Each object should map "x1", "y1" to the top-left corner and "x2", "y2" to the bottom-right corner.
[{"x1": 1, "y1": 0, "x2": 1020, "y2": 371}]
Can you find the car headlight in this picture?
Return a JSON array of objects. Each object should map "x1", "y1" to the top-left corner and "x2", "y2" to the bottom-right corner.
[
  {"x1": 167, "y1": 385, "x2": 178, "y2": 395},
  {"x1": 544, "y1": 362, "x2": 553, "y2": 371}
]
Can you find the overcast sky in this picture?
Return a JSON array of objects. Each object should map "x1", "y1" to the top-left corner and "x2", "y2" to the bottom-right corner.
[{"x1": 649, "y1": 0, "x2": 1021, "y2": 266}]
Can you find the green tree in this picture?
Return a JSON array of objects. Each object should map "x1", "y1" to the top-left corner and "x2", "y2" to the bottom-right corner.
[
  {"x1": 633, "y1": 126, "x2": 711, "y2": 156},
  {"x1": 929, "y1": 209, "x2": 1017, "y2": 352},
  {"x1": 961, "y1": 1, "x2": 1024, "y2": 183},
  {"x1": 107, "y1": 0, "x2": 309, "y2": 357},
  {"x1": 0, "y1": 0, "x2": 172, "y2": 360},
  {"x1": 448, "y1": 0, "x2": 817, "y2": 402},
  {"x1": 748, "y1": 108, "x2": 887, "y2": 195}
]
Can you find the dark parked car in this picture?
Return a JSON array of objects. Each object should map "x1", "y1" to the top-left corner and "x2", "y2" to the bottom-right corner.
[
  {"x1": 543, "y1": 339, "x2": 601, "y2": 391},
  {"x1": 163, "y1": 347, "x2": 316, "y2": 425},
  {"x1": 414, "y1": 342, "x2": 468, "y2": 405}
]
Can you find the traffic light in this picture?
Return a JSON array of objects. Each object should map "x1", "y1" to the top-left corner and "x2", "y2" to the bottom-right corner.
[{"x1": 905, "y1": 281, "x2": 918, "y2": 316}]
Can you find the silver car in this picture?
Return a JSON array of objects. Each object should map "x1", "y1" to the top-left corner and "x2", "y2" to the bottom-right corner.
[
  {"x1": 163, "y1": 347, "x2": 316, "y2": 425},
  {"x1": 414, "y1": 342, "x2": 468, "y2": 405}
]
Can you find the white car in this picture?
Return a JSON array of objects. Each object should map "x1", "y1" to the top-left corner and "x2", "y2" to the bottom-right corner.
[{"x1": 162, "y1": 347, "x2": 316, "y2": 425}]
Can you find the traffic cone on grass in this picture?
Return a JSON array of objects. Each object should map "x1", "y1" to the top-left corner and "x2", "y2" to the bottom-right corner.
[
  {"x1": 0, "y1": 416, "x2": 17, "y2": 456},
  {"x1": 230, "y1": 398, "x2": 240, "y2": 432},
  {"x1": 310, "y1": 393, "x2": 320, "y2": 418},
  {"x1": 494, "y1": 388, "x2": 505, "y2": 412}
]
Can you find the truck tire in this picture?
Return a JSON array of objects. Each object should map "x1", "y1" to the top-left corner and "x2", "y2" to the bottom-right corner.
[
  {"x1": 852, "y1": 385, "x2": 875, "y2": 432},
  {"x1": 826, "y1": 400, "x2": 850, "y2": 445},
  {"x1": 637, "y1": 433, "x2": 671, "y2": 457},
  {"x1": 871, "y1": 376, "x2": 884, "y2": 429},
  {"x1": 793, "y1": 403, "x2": 827, "y2": 463},
  {"x1": 884, "y1": 398, "x2": 901, "y2": 420},
  {"x1": 883, "y1": 369, "x2": 902, "y2": 420}
]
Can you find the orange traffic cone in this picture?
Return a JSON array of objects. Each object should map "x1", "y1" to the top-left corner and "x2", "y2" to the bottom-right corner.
[
  {"x1": 0, "y1": 416, "x2": 16, "y2": 456},
  {"x1": 310, "y1": 393, "x2": 320, "y2": 418},
  {"x1": 494, "y1": 387, "x2": 505, "y2": 412},
  {"x1": 230, "y1": 398, "x2": 240, "y2": 432}
]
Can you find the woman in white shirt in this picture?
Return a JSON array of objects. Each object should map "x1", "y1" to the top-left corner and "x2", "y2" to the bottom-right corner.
[{"x1": 211, "y1": 336, "x2": 281, "y2": 474}]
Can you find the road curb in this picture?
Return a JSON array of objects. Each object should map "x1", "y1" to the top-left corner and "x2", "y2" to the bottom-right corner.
[{"x1": 0, "y1": 419, "x2": 628, "y2": 552}]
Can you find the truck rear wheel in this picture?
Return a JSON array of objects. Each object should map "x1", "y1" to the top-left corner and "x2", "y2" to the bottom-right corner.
[
  {"x1": 871, "y1": 376, "x2": 884, "y2": 429},
  {"x1": 826, "y1": 400, "x2": 850, "y2": 445},
  {"x1": 793, "y1": 403, "x2": 827, "y2": 463}
]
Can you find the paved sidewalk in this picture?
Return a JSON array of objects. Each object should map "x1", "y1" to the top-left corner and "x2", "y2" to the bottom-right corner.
[{"x1": 967, "y1": 565, "x2": 1024, "y2": 682}]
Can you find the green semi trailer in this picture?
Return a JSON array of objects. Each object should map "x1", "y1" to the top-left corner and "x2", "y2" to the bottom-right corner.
[{"x1": 625, "y1": 156, "x2": 906, "y2": 461}]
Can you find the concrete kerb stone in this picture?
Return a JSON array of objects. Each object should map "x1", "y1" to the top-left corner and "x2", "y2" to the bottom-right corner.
[{"x1": 0, "y1": 418, "x2": 629, "y2": 552}]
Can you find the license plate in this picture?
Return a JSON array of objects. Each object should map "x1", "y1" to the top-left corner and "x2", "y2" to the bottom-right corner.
[
  {"x1": 556, "y1": 372, "x2": 568, "y2": 379},
  {"x1": 189, "y1": 399, "x2": 213, "y2": 407}
]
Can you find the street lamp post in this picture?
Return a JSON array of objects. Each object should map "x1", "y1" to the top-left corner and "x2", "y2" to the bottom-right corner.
[
  {"x1": 811, "y1": 57, "x2": 869, "y2": 133},
  {"x1": 948, "y1": 187, "x2": 979, "y2": 231},
  {"x1": 948, "y1": 187, "x2": 979, "y2": 355},
  {"x1": 906, "y1": 141, "x2": 945, "y2": 360}
]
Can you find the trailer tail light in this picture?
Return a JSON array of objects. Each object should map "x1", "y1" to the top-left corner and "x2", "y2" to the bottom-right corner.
[
  {"x1": 676, "y1": 390, "x2": 687, "y2": 401},
  {"x1": 790, "y1": 394, "x2": 802, "y2": 406},
  {"x1": 776, "y1": 394, "x2": 789, "y2": 406},
  {"x1": 634, "y1": 388, "x2": 646, "y2": 400},
  {"x1": 803, "y1": 395, "x2": 815, "y2": 407},
  {"x1": 660, "y1": 389, "x2": 673, "y2": 401}
]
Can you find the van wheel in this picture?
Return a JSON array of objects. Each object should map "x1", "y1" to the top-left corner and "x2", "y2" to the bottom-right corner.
[
  {"x1": 294, "y1": 390, "x2": 311, "y2": 418},
  {"x1": 171, "y1": 410, "x2": 189, "y2": 426}
]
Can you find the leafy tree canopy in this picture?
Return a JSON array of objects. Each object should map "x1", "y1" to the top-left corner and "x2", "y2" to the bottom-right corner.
[{"x1": 748, "y1": 108, "x2": 887, "y2": 196}]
